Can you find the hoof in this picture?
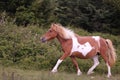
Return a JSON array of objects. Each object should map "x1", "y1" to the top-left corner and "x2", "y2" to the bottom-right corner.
[
  {"x1": 77, "y1": 70, "x2": 82, "y2": 76},
  {"x1": 107, "y1": 74, "x2": 112, "y2": 78},
  {"x1": 51, "y1": 69, "x2": 57, "y2": 73},
  {"x1": 77, "y1": 72, "x2": 82, "y2": 76},
  {"x1": 87, "y1": 71, "x2": 94, "y2": 75}
]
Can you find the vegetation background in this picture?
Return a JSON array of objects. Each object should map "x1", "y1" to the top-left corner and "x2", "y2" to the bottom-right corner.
[{"x1": 0, "y1": 0, "x2": 120, "y2": 79}]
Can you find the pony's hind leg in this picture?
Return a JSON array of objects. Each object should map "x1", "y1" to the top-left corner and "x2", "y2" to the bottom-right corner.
[
  {"x1": 70, "y1": 56, "x2": 82, "y2": 76},
  {"x1": 106, "y1": 62, "x2": 111, "y2": 78},
  {"x1": 87, "y1": 55, "x2": 100, "y2": 75}
]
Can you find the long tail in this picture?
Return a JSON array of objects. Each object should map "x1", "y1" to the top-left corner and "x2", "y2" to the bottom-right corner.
[{"x1": 106, "y1": 39, "x2": 116, "y2": 67}]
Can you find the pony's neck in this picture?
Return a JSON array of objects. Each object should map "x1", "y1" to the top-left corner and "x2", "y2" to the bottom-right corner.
[{"x1": 56, "y1": 35, "x2": 67, "y2": 44}]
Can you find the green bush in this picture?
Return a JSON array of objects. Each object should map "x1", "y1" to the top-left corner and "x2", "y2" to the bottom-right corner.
[
  {"x1": 0, "y1": 21, "x2": 120, "y2": 74},
  {"x1": 15, "y1": 6, "x2": 35, "y2": 26}
]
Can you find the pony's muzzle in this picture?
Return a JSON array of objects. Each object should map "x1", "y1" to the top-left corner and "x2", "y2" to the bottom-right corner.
[{"x1": 41, "y1": 37, "x2": 46, "y2": 43}]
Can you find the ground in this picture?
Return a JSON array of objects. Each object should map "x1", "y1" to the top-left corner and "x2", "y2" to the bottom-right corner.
[{"x1": 0, "y1": 66, "x2": 120, "y2": 80}]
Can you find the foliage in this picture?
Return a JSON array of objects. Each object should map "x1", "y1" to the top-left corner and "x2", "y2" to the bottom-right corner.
[
  {"x1": 0, "y1": 21, "x2": 120, "y2": 74},
  {"x1": 0, "y1": 0, "x2": 120, "y2": 35},
  {"x1": 104, "y1": 0, "x2": 120, "y2": 10},
  {"x1": 30, "y1": 0, "x2": 55, "y2": 26},
  {"x1": 15, "y1": 6, "x2": 36, "y2": 26},
  {"x1": 54, "y1": 0, "x2": 120, "y2": 35},
  {"x1": 0, "y1": 0, "x2": 34, "y2": 14}
]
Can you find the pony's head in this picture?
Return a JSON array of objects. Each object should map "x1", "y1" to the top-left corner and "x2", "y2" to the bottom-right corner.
[
  {"x1": 41, "y1": 23, "x2": 75, "y2": 42},
  {"x1": 41, "y1": 23, "x2": 58, "y2": 42}
]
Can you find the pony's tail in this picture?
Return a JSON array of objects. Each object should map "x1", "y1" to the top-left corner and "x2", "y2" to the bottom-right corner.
[{"x1": 106, "y1": 39, "x2": 116, "y2": 67}]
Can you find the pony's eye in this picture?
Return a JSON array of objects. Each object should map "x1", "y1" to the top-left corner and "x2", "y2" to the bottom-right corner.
[{"x1": 49, "y1": 30, "x2": 52, "y2": 32}]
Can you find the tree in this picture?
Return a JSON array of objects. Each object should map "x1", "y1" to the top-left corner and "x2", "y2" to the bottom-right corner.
[
  {"x1": 0, "y1": 0, "x2": 120, "y2": 35},
  {"x1": 54, "y1": 0, "x2": 120, "y2": 35}
]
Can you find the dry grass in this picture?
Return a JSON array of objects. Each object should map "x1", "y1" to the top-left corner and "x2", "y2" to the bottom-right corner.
[{"x1": 0, "y1": 66, "x2": 120, "y2": 80}]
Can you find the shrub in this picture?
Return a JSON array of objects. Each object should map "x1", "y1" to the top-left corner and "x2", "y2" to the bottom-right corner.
[{"x1": 0, "y1": 22, "x2": 120, "y2": 74}]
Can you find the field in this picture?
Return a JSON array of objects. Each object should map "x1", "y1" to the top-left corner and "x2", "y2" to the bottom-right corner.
[
  {"x1": 0, "y1": 65, "x2": 120, "y2": 80},
  {"x1": 0, "y1": 0, "x2": 120, "y2": 79},
  {"x1": 0, "y1": 22, "x2": 120, "y2": 80}
]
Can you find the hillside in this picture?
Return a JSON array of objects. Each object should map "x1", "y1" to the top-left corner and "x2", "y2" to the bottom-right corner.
[{"x1": 0, "y1": 22, "x2": 120, "y2": 77}]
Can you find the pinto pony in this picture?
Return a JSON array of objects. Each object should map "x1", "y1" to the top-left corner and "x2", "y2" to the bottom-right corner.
[{"x1": 41, "y1": 23, "x2": 116, "y2": 78}]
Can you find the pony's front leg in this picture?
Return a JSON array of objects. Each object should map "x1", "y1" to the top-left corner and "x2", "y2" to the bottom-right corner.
[
  {"x1": 51, "y1": 59, "x2": 63, "y2": 73},
  {"x1": 70, "y1": 56, "x2": 82, "y2": 76},
  {"x1": 51, "y1": 53, "x2": 69, "y2": 73}
]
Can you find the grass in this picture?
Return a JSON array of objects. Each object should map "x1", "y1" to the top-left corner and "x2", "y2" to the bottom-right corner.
[{"x1": 0, "y1": 66, "x2": 120, "y2": 80}]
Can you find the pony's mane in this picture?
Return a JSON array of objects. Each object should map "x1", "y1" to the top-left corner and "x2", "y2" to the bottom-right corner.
[{"x1": 52, "y1": 23, "x2": 75, "y2": 39}]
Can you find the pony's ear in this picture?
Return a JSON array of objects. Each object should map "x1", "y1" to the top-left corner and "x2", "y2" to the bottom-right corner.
[
  {"x1": 51, "y1": 23, "x2": 57, "y2": 31},
  {"x1": 51, "y1": 23, "x2": 55, "y2": 28},
  {"x1": 51, "y1": 23, "x2": 54, "y2": 27}
]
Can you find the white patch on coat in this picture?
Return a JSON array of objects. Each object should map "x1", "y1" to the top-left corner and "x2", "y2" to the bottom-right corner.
[
  {"x1": 71, "y1": 37, "x2": 93, "y2": 56},
  {"x1": 92, "y1": 36, "x2": 100, "y2": 48}
]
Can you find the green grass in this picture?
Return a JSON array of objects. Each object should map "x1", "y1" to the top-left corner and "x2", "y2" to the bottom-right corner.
[{"x1": 0, "y1": 66, "x2": 120, "y2": 80}]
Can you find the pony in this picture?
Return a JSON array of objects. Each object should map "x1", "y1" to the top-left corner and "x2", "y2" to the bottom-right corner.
[{"x1": 41, "y1": 23, "x2": 116, "y2": 78}]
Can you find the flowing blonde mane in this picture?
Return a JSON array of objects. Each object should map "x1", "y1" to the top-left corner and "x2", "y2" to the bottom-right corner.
[{"x1": 51, "y1": 23, "x2": 75, "y2": 39}]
